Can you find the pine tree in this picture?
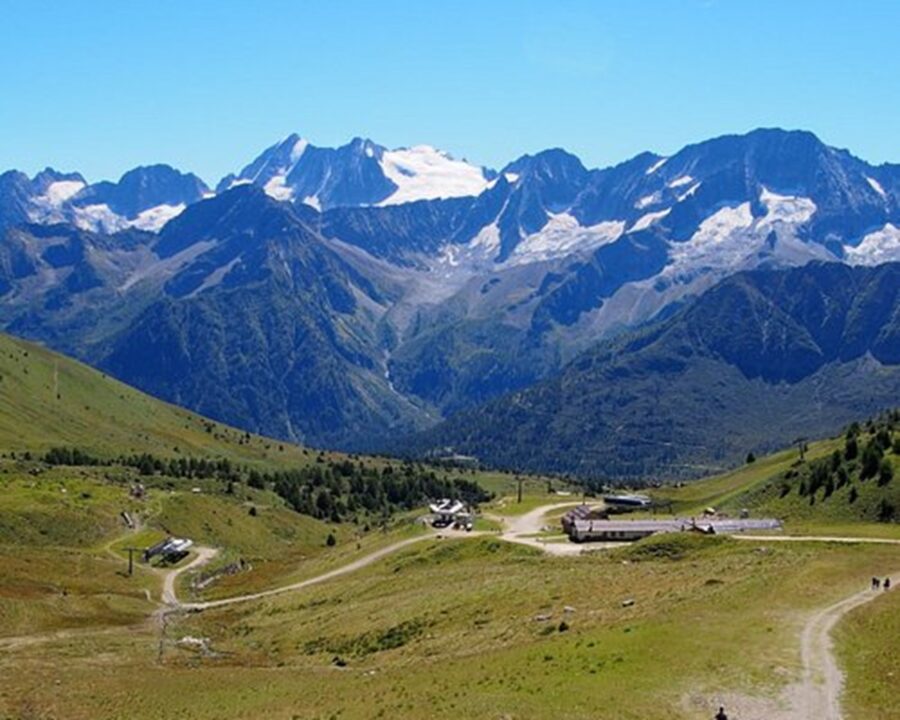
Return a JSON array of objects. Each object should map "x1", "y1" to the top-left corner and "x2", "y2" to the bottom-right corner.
[{"x1": 878, "y1": 459, "x2": 894, "y2": 487}]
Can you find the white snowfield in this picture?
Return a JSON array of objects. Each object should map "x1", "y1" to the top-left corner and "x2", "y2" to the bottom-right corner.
[
  {"x1": 72, "y1": 202, "x2": 187, "y2": 233},
  {"x1": 378, "y1": 145, "x2": 492, "y2": 205},
  {"x1": 27, "y1": 180, "x2": 88, "y2": 224},
  {"x1": 508, "y1": 214, "x2": 624, "y2": 266},
  {"x1": 253, "y1": 140, "x2": 492, "y2": 208},
  {"x1": 759, "y1": 187, "x2": 817, "y2": 228},
  {"x1": 38, "y1": 180, "x2": 86, "y2": 206},
  {"x1": 667, "y1": 189, "x2": 819, "y2": 274},
  {"x1": 846, "y1": 223, "x2": 900, "y2": 265}
]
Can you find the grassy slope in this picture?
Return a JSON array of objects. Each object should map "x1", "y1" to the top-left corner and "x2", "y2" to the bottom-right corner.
[
  {"x1": 2, "y1": 535, "x2": 897, "y2": 720},
  {"x1": 0, "y1": 331, "x2": 326, "y2": 466},
  {"x1": 837, "y1": 586, "x2": 900, "y2": 720},
  {"x1": 1, "y1": 330, "x2": 898, "y2": 718},
  {"x1": 0, "y1": 331, "x2": 507, "y2": 631},
  {"x1": 652, "y1": 432, "x2": 900, "y2": 537}
]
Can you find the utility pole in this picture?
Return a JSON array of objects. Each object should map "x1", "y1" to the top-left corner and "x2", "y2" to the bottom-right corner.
[
  {"x1": 516, "y1": 476, "x2": 523, "y2": 504},
  {"x1": 124, "y1": 547, "x2": 141, "y2": 577}
]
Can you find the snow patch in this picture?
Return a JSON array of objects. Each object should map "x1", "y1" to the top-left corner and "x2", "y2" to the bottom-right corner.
[
  {"x1": 290, "y1": 138, "x2": 309, "y2": 164},
  {"x1": 645, "y1": 157, "x2": 668, "y2": 175},
  {"x1": 130, "y1": 204, "x2": 186, "y2": 232},
  {"x1": 629, "y1": 208, "x2": 671, "y2": 232},
  {"x1": 507, "y1": 214, "x2": 624, "y2": 266},
  {"x1": 72, "y1": 202, "x2": 185, "y2": 233},
  {"x1": 635, "y1": 192, "x2": 661, "y2": 210},
  {"x1": 504, "y1": 172, "x2": 520, "y2": 184},
  {"x1": 866, "y1": 176, "x2": 887, "y2": 199},
  {"x1": 301, "y1": 195, "x2": 321, "y2": 211},
  {"x1": 39, "y1": 180, "x2": 86, "y2": 206},
  {"x1": 468, "y1": 222, "x2": 501, "y2": 253},
  {"x1": 845, "y1": 224, "x2": 900, "y2": 266},
  {"x1": 759, "y1": 187, "x2": 816, "y2": 227},
  {"x1": 667, "y1": 202, "x2": 754, "y2": 270},
  {"x1": 72, "y1": 204, "x2": 127, "y2": 233},
  {"x1": 263, "y1": 174, "x2": 294, "y2": 201},
  {"x1": 378, "y1": 146, "x2": 492, "y2": 205},
  {"x1": 687, "y1": 203, "x2": 753, "y2": 248},
  {"x1": 668, "y1": 175, "x2": 693, "y2": 189},
  {"x1": 677, "y1": 182, "x2": 701, "y2": 202}
]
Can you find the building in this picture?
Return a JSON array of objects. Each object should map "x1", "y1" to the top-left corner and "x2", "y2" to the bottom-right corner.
[
  {"x1": 561, "y1": 504, "x2": 607, "y2": 533},
  {"x1": 143, "y1": 537, "x2": 194, "y2": 562},
  {"x1": 602, "y1": 493, "x2": 653, "y2": 510},
  {"x1": 566, "y1": 517, "x2": 782, "y2": 543},
  {"x1": 429, "y1": 498, "x2": 467, "y2": 527}
]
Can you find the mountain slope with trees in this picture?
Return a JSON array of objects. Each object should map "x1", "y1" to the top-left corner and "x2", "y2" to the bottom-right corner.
[{"x1": 407, "y1": 262, "x2": 900, "y2": 479}]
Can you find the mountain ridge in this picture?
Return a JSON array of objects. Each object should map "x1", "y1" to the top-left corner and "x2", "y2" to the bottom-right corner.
[
  {"x1": 1, "y1": 128, "x2": 899, "y2": 452},
  {"x1": 404, "y1": 261, "x2": 900, "y2": 479}
]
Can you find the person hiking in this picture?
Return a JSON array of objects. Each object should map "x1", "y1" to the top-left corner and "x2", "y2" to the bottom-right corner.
[
  {"x1": 885, "y1": 577, "x2": 892, "y2": 591},
  {"x1": 715, "y1": 706, "x2": 728, "y2": 720},
  {"x1": 872, "y1": 577, "x2": 881, "y2": 590}
]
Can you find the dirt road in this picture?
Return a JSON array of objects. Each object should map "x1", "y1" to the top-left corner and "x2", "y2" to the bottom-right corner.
[
  {"x1": 693, "y1": 573, "x2": 897, "y2": 720},
  {"x1": 180, "y1": 534, "x2": 435, "y2": 610},
  {"x1": 493, "y1": 501, "x2": 587, "y2": 556},
  {"x1": 791, "y1": 575, "x2": 896, "y2": 720},
  {"x1": 161, "y1": 546, "x2": 219, "y2": 605}
]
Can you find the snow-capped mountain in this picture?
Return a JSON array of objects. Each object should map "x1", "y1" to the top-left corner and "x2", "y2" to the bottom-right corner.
[
  {"x1": 218, "y1": 134, "x2": 496, "y2": 210},
  {"x1": 2, "y1": 165, "x2": 210, "y2": 234},
  {"x1": 2, "y1": 128, "x2": 900, "y2": 450},
  {"x1": 65, "y1": 164, "x2": 210, "y2": 232}
]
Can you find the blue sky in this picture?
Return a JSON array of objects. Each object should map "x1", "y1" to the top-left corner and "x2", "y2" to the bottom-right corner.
[{"x1": 3, "y1": 0, "x2": 899, "y2": 184}]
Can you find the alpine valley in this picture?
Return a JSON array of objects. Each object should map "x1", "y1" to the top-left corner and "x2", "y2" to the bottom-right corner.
[{"x1": 2, "y1": 128, "x2": 900, "y2": 478}]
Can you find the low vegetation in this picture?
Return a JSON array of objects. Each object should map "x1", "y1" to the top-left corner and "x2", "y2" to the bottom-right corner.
[{"x1": 1, "y1": 335, "x2": 899, "y2": 719}]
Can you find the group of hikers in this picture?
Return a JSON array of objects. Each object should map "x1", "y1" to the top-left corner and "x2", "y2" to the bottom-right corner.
[{"x1": 871, "y1": 576, "x2": 892, "y2": 591}]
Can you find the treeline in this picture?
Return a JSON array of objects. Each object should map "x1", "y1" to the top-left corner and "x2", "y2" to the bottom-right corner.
[
  {"x1": 264, "y1": 464, "x2": 489, "y2": 522},
  {"x1": 41, "y1": 447, "x2": 491, "y2": 522},
  {"x1": 780, "y1": 410, "x2": 898, "y2": 521}
]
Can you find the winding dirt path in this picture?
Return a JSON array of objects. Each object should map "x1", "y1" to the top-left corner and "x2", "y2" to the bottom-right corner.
[
  {"x1": 5, "y1": 502, "x2": 896, "y2": 720},
  {"x1": 489, "y1": 501, "x2": 585, "y2": 556},
  {"x1": 790, "y1": 576, "x2": 896, "y2": 720},
  {"x1": 161, "y1": 546, "x2": 219, "y2": 605},
  {"x1": 180, "y1": 535, "x2": 435, "y2": 610},
  {"x1": 697, "y1": 571, "x2": 898, "y2": 720}
]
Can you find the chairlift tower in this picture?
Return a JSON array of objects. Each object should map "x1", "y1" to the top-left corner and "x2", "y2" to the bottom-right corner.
[{"x1": 123, "y1": 547, "x2": 142, "y2": 576}]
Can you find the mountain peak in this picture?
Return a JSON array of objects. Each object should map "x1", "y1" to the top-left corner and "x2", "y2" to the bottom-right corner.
[{"x1": 503, "y1": 148, "x2": 587, "y2": 181}]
